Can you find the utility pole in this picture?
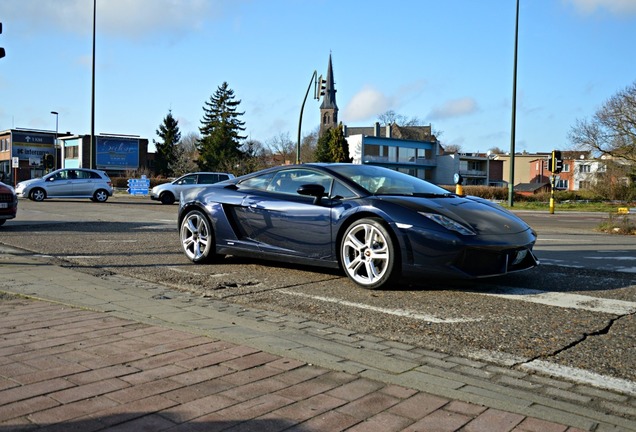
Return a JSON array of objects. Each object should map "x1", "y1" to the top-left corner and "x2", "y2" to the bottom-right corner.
[
  {"x1": 508, "y1": 0, "x2": 520, "y2": 206},
  {"x1": 90, "y1": 0, "x2": 96, "y2": 169}
]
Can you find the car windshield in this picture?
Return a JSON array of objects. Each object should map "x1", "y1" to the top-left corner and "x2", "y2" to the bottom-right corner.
[{"x1": 327, "y1": 164, "x2": 452, "y2": 196}]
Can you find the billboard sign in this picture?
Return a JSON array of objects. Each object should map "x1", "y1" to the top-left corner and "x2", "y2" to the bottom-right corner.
[
  {"x1": 96, "y1": 136, "x2": 139, "y2": 170},
  {"x1": 11, "y1": 131, "x2": 55, "y2": 161}
]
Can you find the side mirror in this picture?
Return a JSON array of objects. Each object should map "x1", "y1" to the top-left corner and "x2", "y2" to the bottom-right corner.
[{"x1": 297, "y1": 184, "x2": 326, "y2": 204}]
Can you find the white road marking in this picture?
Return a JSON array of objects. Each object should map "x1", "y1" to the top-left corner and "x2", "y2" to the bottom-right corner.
[
  {"x1": 279, "y1": 289, "x2": 480, "y2": 323},
  {"x1": 467, "y1": 350, "x2": 636, "y2": 395},
  {"x1": 134, "y1": 225, "x2": 174, "y2": 230},
  {"x1": 167, "y1": 267, "x2": 229, "y2": 278},
  {"x1": 476, "y1": 287, "x2": 636, "y2": 315},
  {"x1": 521, "y1": 360, "x2": 636, "y2": 396},
  {"x1": 536, "y1": 238, "x2": 591, "y2": 242},
  {"x1": 97, "y1": 240, "x2": 138, "y2": 243},
  {"x1": 64, "y1": 256, "x2": 102, "y2": 259}
]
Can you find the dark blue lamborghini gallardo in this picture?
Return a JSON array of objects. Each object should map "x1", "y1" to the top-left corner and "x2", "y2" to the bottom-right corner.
[{"x1": 178, "y1": 163, "x2": 538, "y2": 290}]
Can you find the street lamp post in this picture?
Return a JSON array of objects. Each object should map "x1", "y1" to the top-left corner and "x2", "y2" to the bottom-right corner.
[
  {"x1": 508, "y1": 0, "x2": 520, "y2": 207},
  {"x1": 51, "y1": 111, "x2": 59, "y2": 170},
  {"x1": 297, "y1": 70, "x2": 318, "y2": 164},
  {"x1": 90, "y1": 0, "x2": 96, "y2": 169}
]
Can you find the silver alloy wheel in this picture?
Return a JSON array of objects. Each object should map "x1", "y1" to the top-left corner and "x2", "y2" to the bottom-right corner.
[
  {"x1": 180, "y1": 211, "x2": 211, "y2": 262},
  {"x1": 94, "y1": 190, "x2": 108, "y2": 202},
  {"x1": 31, "y1": 188, "x2": 46, "y2": 202},
  {"x1": 341, "y1": 221, "x2": 390, "y2": 287}
]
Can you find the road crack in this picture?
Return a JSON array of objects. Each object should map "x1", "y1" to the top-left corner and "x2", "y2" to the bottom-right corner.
[{"x1": 524, "y1": 312, "x2": 632, "y2": 364}]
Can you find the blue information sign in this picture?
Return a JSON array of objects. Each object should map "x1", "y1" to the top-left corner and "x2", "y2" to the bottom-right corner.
[{"x1": 127, "y1": 176, "x2": 150, "y2": 195}]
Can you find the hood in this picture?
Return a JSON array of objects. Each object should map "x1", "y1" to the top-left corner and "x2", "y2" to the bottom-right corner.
[
  {"x1": 382, "y1": 195, "x2": 531, "y2": 235},
  {"x1": 0, "y1": 182, "x2": 15, "y2": 193},
  {"x1": 17, "y1": 177, "x2": 43, "y2": 187}
]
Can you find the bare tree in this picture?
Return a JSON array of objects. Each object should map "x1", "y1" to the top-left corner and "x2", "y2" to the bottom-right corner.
[
  {"x1": 443, "y1": 143, "x2": 463, "y2": 154},
  {"x1": 488, "y1": 146, "x2": 506, "y2": 154},
  {"x1": 377, "y1": 110, "x2": 423, "y2": 127},
  {"x1": 171, "y1": 132, "x2": 199, "y2": 176},
  {"x1": 300, "y1": 128, "x2": 319, "y2": 163},
  {"x1": 569, "y1": 81, "x2": 636, "y2": 163},
  {"x1": 266, "y1": 132, "x2": 295, "y2": 165}
]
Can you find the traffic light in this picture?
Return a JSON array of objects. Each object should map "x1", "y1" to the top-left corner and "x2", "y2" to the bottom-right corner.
[
  {"x1": 315, "y1": 74, "x2": 326, "y2": 99},
  {"x1": 45, "y1": 154, "x2": 54, "y2": 169},
  {"x1": 550, "y1": 150, "x2": 563, "y2": 174},
  {"x1": 0, "y1": 22, "x2": 5, "y2": 59}
]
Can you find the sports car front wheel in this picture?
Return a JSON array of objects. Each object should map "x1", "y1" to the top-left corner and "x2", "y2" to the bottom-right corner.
[
  {"x1": 180, "y1": 210, "x2": 217, "y2": 263},
  {"x1": 341, "y1": 218, "x2": 398, "y2": 290}
]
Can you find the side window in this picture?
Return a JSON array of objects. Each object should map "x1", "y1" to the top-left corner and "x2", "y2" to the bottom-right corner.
[
  {"x1": 76, "y1": 170, "x2": 90, "y2": 179},
  {"x1": 237, "y1": 172, "x2": 276, "y2": 191},
  {"x1": 268, "y1": 169, "x2": 332, "y2": 196},
  {"x1": 179, "y1": 175, "x2": 196, "y2": 185},
  {"x1": 198, "y1": 174, "x2": 219, "y2": 184},
  {"x1": 89, "y1": 171, "x2": 102, "y2": 179},
  {"x1": 53, "y1": 171, "x2": 67, "y2": 180},
  {"x1": 331, "y1": 181, "x2": 357, "y2": 199}
]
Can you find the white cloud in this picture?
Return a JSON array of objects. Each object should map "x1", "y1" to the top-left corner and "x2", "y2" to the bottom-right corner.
[
  {"x1": 341, "y1": 80, "x2": 428, "y2": 124},
  {"x1": 342, "y1": 86, "x2": 394, "y2": 123},
  {"x1": 0, "y1": 0, "x2": 233, "y2": 39},
  {"x1": 565, "y1": 0, "x2": 636, "y2": 15},
  {"x1": 428, "y1": 97, "x2": 478, "y2": 120}
]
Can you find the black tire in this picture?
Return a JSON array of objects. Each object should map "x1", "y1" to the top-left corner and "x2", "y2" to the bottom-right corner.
[
  {"x1": 340, "y1": 218, "x2": 399, "y2": 290},
  {"x1": 93, "y1": 189, "x2": 109, "y2": 202},
  {"x1": 160, "y1": 192, "x2": 175, "y2": 205},
  {"x1": 180, "y1": 209, "x2": 220, "y2": 263},
  {"x1": 30, "y1": 188, "x2": 46, "y2": 202}
]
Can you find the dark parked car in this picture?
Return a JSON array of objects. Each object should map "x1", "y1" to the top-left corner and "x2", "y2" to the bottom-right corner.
[
  {"x1": 177, "y1": 163, "x2": 538, "y2": 290},
  {"x1": 0, "y1": 181, "x2": 17, "y2": 226}
]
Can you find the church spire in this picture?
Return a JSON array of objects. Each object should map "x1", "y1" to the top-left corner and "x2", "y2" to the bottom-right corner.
[{"x1": 319, "y1": 53, "x2": 338, "y2": 137}]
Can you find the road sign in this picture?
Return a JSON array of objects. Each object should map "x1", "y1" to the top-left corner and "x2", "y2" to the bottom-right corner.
[{"x1": 127, "y1": 176, "x2": 150, "y2": 195}]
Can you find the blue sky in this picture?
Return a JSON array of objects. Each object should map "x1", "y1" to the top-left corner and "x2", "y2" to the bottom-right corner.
[{"x1": 1, "y1": 0, "x2": 635, "y2": 154}]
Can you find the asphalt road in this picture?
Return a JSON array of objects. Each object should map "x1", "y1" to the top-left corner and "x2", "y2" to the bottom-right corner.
[{"x1": 2, "y1": 195, "x2": 635, "y2": 389}]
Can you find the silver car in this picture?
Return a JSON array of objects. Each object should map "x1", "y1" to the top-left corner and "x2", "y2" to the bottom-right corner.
[
  {"x1": 15, "y1": 168, "x2": 113, "y2": 203},
  {"x1": 150, "y1": 172, "x2": 234, "y2": 205}
]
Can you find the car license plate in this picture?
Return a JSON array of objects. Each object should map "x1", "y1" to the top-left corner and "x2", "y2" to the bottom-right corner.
[{"x1": 0, "y1": 203, "x2": 7, "y2": 208}]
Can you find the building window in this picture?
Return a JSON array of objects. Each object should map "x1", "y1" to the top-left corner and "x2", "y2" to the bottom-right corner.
[
  {"x1": 66, "y1": 145, "x2": 79, "y2": 159},
  {"x1": 398, "y1": 147, "x2": 416, "y2": 163},
  {"x1": 579, "y1": 180, "x2": 591, "y2": 189},
  {"x1": 580, "y1": 164, "x2": 591, "y2": 173},
  {"x1": 562, "y1": 163, "x2": 570, "y2": 172},
  {"x1": 556, "y1": 179, "x2": 569, "y2": 189}
]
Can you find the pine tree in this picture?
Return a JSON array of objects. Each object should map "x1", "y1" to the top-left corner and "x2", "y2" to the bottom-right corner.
[
  {"x1": 197, "y1": 82, "x2": 246, "y2": 171},
  {"x1": 314, "y1": 127, "x2": 332, "y2": 162},
  {"x1": 329, "y1": 124, "x2": 351, "y2": 163},
  {"x1": 314, "y1": 124, "x2": 351, "y2": 163},
  {"x1": 154, "y1": 110, "x2": 181, "y2": 177}
]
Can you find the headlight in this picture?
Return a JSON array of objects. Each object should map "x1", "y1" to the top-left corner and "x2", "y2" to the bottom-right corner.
[{"x1": 419, "y1": 212, "x2": 476, "y2": 236}]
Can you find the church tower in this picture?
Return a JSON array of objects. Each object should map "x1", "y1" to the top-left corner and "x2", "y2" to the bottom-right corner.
[{"x1": 319, "y1": 54, "x2": 338, "y2": 137}]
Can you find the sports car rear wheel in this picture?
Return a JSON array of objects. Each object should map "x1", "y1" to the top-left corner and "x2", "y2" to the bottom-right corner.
[
  {"x1": 180, "y1": 210, "x2": 218, "y2": 263},
  {"x1": 341, "y1": 218, "x2": 398, "y2": 290}
]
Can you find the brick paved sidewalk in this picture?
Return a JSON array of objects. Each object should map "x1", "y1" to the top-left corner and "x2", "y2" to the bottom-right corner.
[{"x1": 0, "y1": 298, "x2": 588, "y2": 432}]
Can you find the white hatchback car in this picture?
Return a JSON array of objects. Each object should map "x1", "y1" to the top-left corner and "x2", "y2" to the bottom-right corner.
[
  {"x1": 15, "y1": 168, "x2": 114, "y2": 203},
  {"x1": 150, "y1": 172, "x2": 234, "y2": 205}
]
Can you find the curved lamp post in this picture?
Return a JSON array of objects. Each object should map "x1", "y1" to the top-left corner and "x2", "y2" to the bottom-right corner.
[{"x1": 297, "y1": 70, "x2": 318, "y2": 164}]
